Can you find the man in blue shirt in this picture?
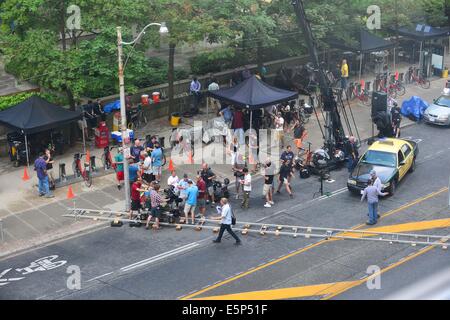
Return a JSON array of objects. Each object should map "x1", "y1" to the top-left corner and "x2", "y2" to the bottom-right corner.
[
  {"x1": 34, "y1": 152, "x2": 54, "y2": 198},
  {"x1": 190, "y1": 77, "x2": 202, "y2": 113},
  {"x1": 128, "y1": 162, "x2": 140, "y2": 184},
  {"x1": 151, "y1": 142, "x2": 163, "y2": 182},
  {"x1": 130, "y1": 139, "x2": 143, "y2": 163},
  {"x1": 184, "y1": 180, "x2": 198, "y2": 224}
]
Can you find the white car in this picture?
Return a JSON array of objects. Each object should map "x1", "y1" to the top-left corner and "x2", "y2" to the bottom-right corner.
[{"x1": 423, "y1": 88, "x2": 450, "y2": 126}]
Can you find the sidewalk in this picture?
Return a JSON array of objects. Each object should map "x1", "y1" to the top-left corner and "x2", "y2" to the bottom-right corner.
[{"x1": 0, "y1": 62, "x2": 448, "y2": 258}]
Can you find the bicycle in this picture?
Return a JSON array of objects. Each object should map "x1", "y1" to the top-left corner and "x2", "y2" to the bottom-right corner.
[
  {"x1": 101, "y1": 146, "x2": 117, "y2": 171},
  {"x1": 127, "y1": 105, "x2": 148, "y2": 130},
  {"x1": 72, "y1": 153, "x2": 93, "y2": 187},
  {"x1": 409, "y1": 66, "x2": 431, "y2": 89},
  {"x1": 348, "y1": 82, "x2": 372, "y2": 106}
]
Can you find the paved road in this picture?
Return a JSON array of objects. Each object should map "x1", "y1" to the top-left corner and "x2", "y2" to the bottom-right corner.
[{"x1": 1, "y1": 122, "x2": 450, "y2": 300}]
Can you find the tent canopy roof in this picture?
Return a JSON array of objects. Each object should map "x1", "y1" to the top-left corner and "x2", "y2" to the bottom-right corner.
[
  {"x1": 209, "y1": 76, "x2": 298, "y2": 110},
  {"x1": 327, "y1": 29, "x2": 395, "y2": 53},
  {"x1": 0, "y1": 95, "x2": 82, "y2": 134},
  {"x1": 394, "y1": 25, "x2": 450, "y2": 41}
]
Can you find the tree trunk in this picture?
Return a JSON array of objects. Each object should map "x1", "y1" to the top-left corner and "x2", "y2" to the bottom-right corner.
[
  {"x1": 256, "y1": 40, "x2": 263, "y2": 73},
  {"x1": 168, "y1": 42, "x2": 176, "y2": 114}
]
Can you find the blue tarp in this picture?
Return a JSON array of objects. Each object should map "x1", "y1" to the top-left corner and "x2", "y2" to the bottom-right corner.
[
  {"x1": 401, "y1": 96, "x2": 429, "y2": 121},
  {"x1": 103, "y1": 100, "x2": 121, "y2": 113}
]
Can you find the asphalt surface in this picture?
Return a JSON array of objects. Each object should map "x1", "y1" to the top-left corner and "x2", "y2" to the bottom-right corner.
[{"x1": 1, "y1": 121, "x2": 450, "y2": 300}]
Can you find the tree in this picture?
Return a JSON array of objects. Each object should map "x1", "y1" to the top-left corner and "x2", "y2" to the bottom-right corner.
[
  {"x1": 0, "y1": 0, "x2": 164, "y2": 108},
  {"x1": 149, "y1": 0, "x2": 233, "y2": 114}
]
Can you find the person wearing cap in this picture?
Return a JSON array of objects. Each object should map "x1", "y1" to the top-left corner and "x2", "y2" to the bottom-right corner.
[
  {"x1": 184, "y1": 180, "x2": 199, "y2": 224},
  {"x1": 114, "y1": 147, "x2": 124, "y2": 190},
  {"x1": 361, "y1": 178, "x2": 389, "y2": 225},
  {"x1": 145, "y1": 183, "x2": 163, "y2": 230},
  {"x1": 370, "y1": 170, "x2": 382, "y2": 192}
]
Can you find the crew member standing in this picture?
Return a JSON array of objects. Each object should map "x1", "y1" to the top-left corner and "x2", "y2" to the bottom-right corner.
[
  {"x1": 240, "y1": 168, "x2": 252, "y2": 210},
  {"x1": 361, "y1": 179, "x2": 388, "y2": 225},
  {"x1": 341, "y1": 59, "x2": 349, "y2": 91},
  {"x1": 391, "y1": 102, "x2": 402, "y2": 138}
]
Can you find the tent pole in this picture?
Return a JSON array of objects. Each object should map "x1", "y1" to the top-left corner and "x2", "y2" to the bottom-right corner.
[
  {"x1": 393, "y1": 47, "x2": 396, "y2": 72},
  {"x1": 359, "y1": 53, "x2": 363, "y2": 81},
  {"x1": 24, "y1": 133, "x2": 30, "y2": 167},
  {"x1": 419, "y1": 41, "x2": 423, "y2": 74},
  {"x1": 82, "y1": 114, "x2": 86, "y2": 154}
]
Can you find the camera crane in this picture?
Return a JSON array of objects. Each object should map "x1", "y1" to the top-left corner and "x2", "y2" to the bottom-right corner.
[{"x1": 291, "y1": 0, "x2": 348, "y2": 154}]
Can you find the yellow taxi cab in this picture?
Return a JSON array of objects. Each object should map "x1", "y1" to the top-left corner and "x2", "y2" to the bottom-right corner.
[{"x1": 347, "y1": 138, "x2": 419, "y2": 195}]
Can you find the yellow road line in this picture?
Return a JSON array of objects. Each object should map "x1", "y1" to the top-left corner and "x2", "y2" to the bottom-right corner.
[
  {"x1": 322, "y1": 245, "x2": 437, "y2": 300},
  {"x1": 180, "y1": 187, "x2": 448, "y2": 300},
  {"x1": 194, "y1": 281, "x2": 359, "y2": 300},
  {"x1": 342, "y1": 217, "x2": 450, "y2": 238}
]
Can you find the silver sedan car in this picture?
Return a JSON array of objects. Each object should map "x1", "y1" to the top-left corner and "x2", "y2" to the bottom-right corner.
[{"x1": 423, "y1": 88, "x2": 450, "y2": 126}]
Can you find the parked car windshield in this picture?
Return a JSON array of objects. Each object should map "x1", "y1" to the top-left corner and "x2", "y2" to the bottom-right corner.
[
  {"x1": 435, "y1": 95, "x2": 450, "y2": 108},
  {"x1": 361, "y1": 150, "x2": 396, "y2": 167}
]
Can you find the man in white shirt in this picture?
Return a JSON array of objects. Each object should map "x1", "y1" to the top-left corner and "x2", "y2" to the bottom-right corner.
[
  {"x1": 370, "y1": 170, "x2": 382, "y2": 192},
  {"x1": 142, "y1": 152, "x2": 154, "y2": 184},
  {"x1": 167, "y1": 170, "x2": 180, "y2": 194},
  {"x1": 211, "y1": 198, "x2": 241, "y2": 245},
  {"x1": 275, "y1": 112, "x2": 285, "y2": 148},
  {"x1": 207, "y1": 78, "x2": 220, "y2": 114},
  {"x1": 240, "y1": 168, "x2": 251, "y2": 209}
]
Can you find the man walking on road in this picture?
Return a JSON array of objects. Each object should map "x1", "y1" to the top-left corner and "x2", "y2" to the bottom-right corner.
[
  {"x1": 361, "y1": 179, "x2": 388, "y2": 225},
  {"x1": 34, "y1": 152, "x2": 54, "y2": 198},
  {"x1": 212, "y1": 198, "x2": 241, "y2": 245},
  {"x1": 263, "y1": 160, "x2": 275, "y2": 208}
]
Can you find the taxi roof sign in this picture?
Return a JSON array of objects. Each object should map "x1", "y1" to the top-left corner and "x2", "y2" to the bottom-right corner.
[{"x1": 378, "y1": 140, "x2": 394, "y2": 146}]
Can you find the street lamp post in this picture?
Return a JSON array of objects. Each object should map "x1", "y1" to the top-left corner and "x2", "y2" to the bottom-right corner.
[{"x1": 117, "y1": 23, "x2": 168, "y2": 211}]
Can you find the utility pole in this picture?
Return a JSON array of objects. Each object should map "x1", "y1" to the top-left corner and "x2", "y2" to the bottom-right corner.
[
  {"x1": 291, "y1": 0, "x2": 344, "y2": 152},
  {"x1": 117, "y1": 27, "x2": 131, "y2": 212}
]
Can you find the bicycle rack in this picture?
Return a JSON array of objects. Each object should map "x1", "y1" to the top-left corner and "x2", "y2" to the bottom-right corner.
[{"x1": 64, "y1": 208, "x2": 450, "y2": 249}]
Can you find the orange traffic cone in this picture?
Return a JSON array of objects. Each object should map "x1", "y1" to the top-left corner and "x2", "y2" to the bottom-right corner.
[
  {"x1": 188, "y1": 152, "x2": 194, "y2": 164},
  {"x1": 395, "y1": 71, "x2": 399, "y2": 81},
  {"x1": 22, "y1": 167, "x2": 30, "y2": 181},
  {"x1": 67, "y1": 186, "x2": 75, "y2": 199},
  {"x1": 168, "y1": 159, "x2": 175, "y2": 172}
]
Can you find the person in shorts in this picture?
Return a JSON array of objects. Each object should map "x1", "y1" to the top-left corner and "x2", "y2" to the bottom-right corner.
[
  {"x1": 114, "y1": 147, "x2": 125, "y2": 190},
  {"x1": 142, "y1": 151, "x2": 154, "y2": 184},
  {"x1": 145, "y1": 184, "x2": 163, "y2": 230},
  {"x1": 200, "y1": 163, "x2": 216, "y2": 207},
  {"x1": 129, "y1": 178, "x2": 143, "y2": 219},
  {"x1": 263, "y1": 160, "x2": 275, "y2": 208},
  {"x1": 196, "y1": 175, "x2": 207, "y2": 218},
  {"x1": 276, "y1": 160, "x2": 294, "y2": 198},
  {"x1": 178, "y1": 174, "x2": 190, "y2": 206},
  {"x1": 184, "y1": 180, "x2": 198, "y2": 224}
]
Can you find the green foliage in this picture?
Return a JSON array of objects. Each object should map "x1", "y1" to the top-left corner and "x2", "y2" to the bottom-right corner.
[
  {"x1": 0, "y1": 91, "x2": 67, "y2": 111},
  {"x1": 189, "y1": 48, "x2": 247, "y2": 75}
]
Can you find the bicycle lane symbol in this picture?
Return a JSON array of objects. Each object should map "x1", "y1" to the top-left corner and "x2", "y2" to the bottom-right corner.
[{"x1": 0, "y1": 255, "x2": 67, "y2": 288}]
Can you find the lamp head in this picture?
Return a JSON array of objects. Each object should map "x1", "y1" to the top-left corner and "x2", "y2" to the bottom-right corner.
[{"x1": 159, "y1": 22, "x2": 169, "y2": 35}]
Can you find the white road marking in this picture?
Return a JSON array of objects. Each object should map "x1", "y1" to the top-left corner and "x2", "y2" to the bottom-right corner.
[
  {"x1": 120, "y1": 243, "x2": 199, "y2": 272},
  {"x1": 86, "y1": 272, "x2": 114, "y2": 282}
]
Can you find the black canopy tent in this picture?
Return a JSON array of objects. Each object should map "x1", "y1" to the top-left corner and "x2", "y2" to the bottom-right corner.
[
  {"x1": 209, "y1": 75, "x2": 298, "y2": 110},
  {"x1": 209, "y1": 75, "x2": 298, "y2": 133},
  {"x1": 327, "y1": 29, "x2": 395, "y2": 80},
  {"x1": 0, "y1": 95, "x2": 82, "y2": 166}
]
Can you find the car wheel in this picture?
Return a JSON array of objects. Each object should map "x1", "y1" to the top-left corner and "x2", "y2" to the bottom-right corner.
[
  {"x1": 389, "y1": 179, "x2": 397, "y2": 196},
  {"x1": 409, "y1": 158, "x2": 416, "y2": 173}
]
